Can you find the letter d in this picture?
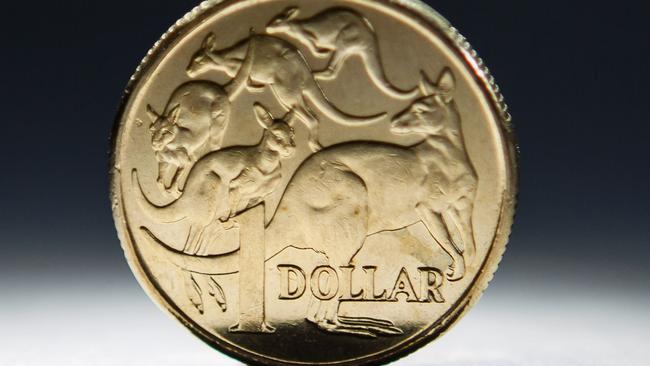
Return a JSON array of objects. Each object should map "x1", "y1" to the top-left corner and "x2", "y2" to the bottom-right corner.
[{"x1": 278, "y1": 265, "x2": 307, "y2": 300}]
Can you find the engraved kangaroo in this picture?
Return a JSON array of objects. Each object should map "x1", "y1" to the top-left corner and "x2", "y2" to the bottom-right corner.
[
  {"x1": 130, "y1": 103, "x2": 296, "y2": 256},
  {"x1": 135, "y1": 69, "x2": 477, "y2": 338},
  {"x1": 267, "y1": 7, "x2": 420, "y2": 100},
  {"x1": 188, "y1": 33, "x2": 386, "y2": 151},
  {"x1": 250, "y1": 70, "x2": 477, "y2": 335},
  {"x1": 147, "y1": 81, "x2": 231, "y2": 194}
]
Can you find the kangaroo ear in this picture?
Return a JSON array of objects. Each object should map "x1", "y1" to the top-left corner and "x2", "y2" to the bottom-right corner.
[
  {"x1": 146, "y1": 105, "x2": 161, "y2": 124},
  {"x1": 203, "y1": 33, "x2": 216, "y2": 49},
  {"x1": 436, "y1": 68, "x2": 455, "y2": 103},
  {"x1": 253, "y1": 103, "x2": 274, "y2": 129},
  {"x1": 285, "y1": 7, "x2": 300, "y2": 20},
  {"x1": 419, "y1": 71, "x2": 436, "y2": 96},
  {"x1": 168, "y1": 104, "x2": 182, "y2": 124},
  {"x1": 437, "y1": 68, "x2": 455, "y2": 93},
  {"x1": 282, "y1": 108, "x2": 296, "y2": 126}
]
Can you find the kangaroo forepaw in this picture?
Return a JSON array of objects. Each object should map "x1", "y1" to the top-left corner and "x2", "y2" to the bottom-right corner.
[
  {"x1": 308, "y1": 140, "x2": 323, "y2": 152},
  {"x1": 314, "y1": 69, "x2": 337, "y2": 80},
  {"x1": 156, "y1": 179, "x2": 182, "y2": 199}
]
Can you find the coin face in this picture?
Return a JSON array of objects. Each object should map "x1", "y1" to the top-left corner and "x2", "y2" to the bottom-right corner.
[{"x1": 111, "y1": 0, "x2": 516, "y2": 364}]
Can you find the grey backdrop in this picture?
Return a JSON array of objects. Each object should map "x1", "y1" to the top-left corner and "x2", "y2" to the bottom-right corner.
[{"x1": 0, "y1": 1, "x2": 648, "y2": 365}]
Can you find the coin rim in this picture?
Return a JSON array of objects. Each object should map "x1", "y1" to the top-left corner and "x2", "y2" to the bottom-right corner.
[{"x1": 109, "y1": 0, "x2": 518, "y2": 365}]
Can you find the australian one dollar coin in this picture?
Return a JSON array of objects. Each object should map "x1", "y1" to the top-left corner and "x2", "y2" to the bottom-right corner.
[{"x1": 110, "y1": 0, "x2": 517, "y2": 364}]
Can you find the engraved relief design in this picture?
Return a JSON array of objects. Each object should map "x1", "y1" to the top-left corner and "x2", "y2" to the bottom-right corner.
[
  {"x1": 187, "y1": 32, "x2": 384, "y2": 152},
  {"x1": 134, "y1": 103, "x2": 295, "y2": 255},
  {"x1": 128, "y1": 6, "x2": 478, "y2": 339},
  {"x1": 266, "y1": 7, "x2": 420, "y2": 100},
  {"x1": 147, "y1": 81, "x2": 231, "y2": 194}
]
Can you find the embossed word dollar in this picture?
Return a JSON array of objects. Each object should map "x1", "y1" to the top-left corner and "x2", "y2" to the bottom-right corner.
[{"x1": 111, "y1": 1, "x2": 516, "y2": 365}]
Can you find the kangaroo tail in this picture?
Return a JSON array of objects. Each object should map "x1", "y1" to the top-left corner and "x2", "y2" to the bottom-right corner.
[
  {"x1": 139, "y1": 226, "x2": 241, "y2": 275},
  {"x1": 362, "y1": 46, "x2": 420, "y2": 101},
  {"x1": 304, "y1": 79, "x2": 387, "y2": 126}
]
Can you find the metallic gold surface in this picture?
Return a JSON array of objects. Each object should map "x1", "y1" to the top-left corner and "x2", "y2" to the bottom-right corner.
[{"x1": 110, "y1": 0, "x2": 517, "y2": 364}]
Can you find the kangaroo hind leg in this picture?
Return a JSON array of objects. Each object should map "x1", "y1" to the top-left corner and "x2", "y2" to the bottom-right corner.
[
  {"x1": 453, "y1": 197, "x2": 477, "y2": 262},
  {"x1": 315, "y1": 50, "x2": 348, "y2": 80},
  {"x1": 416, "y1": 204, "x2": 466, "y2": 281},
  {"x1": 303, "y1": 30, "x2": 332, "y2": 57},
  {"x1": 293, "y1": 96, "x2": 323, "y2": 152}
]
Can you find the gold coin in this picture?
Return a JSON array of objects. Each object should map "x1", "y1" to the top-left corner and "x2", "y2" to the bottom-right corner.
[{"x1": 110, "y1": 0, "x2": 516, "y2": 364}]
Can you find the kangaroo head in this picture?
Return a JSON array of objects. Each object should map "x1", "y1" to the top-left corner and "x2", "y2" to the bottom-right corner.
[
  {"x1": 147, "y1": 103, "x2": 192, "y2": 189},
  {"x1": 186, "y1": 33, "x2": 219, "y2": 77},
  {"x1": 148, "y1": 82, "x2": 231, "y2": 189},
  {"x1": 391, "y1": 68, "x2": 457, "y2": 136},
  {"x1": 266, "y1": 7, "x2": 300, "y2": 34},
  {"x1": 254, "y1": 103, "x2": 296, "y2": 159},
  {"x1": 148, "y1": 104, "x2": 180, "y2": 152}
]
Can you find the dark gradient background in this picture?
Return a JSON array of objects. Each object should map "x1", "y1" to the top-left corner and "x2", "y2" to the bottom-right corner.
[{"x1": 0, "y1": 1, "x2": 648, "y2": 365}]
